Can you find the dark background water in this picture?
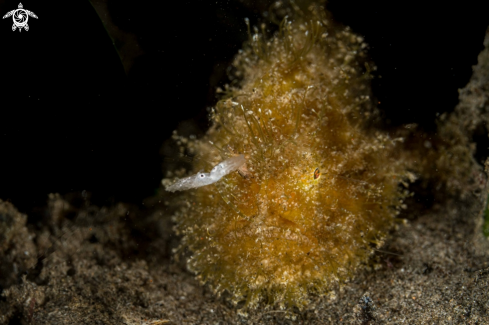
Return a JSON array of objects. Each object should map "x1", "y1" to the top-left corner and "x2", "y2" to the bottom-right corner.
[{"x1": 0, "y1": 0, "x2": 487, "y2": 213}]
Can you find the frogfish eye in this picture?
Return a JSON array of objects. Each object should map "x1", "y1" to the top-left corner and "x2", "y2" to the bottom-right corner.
[{"x1": 314, "y1": 168, "x2": 321, "y2": 180}]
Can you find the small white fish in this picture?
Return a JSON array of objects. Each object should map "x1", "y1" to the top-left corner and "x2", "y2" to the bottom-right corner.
[{"x1": 166, "y1": 155, "x2": 246, "y2": 192}]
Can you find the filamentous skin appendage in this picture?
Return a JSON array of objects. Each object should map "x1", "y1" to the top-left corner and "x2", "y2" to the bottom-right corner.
[{"x1": 163, "y1": 2, "x2": 410, "y2": 313}]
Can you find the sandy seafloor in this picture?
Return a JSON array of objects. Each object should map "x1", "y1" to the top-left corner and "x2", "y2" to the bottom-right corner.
[
  {"x1": 2, "y1": 10, "x2": 489, "y2": 325},
  {"x1": 2, "y1": 185, "x2": 489, "y2": 325}
]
